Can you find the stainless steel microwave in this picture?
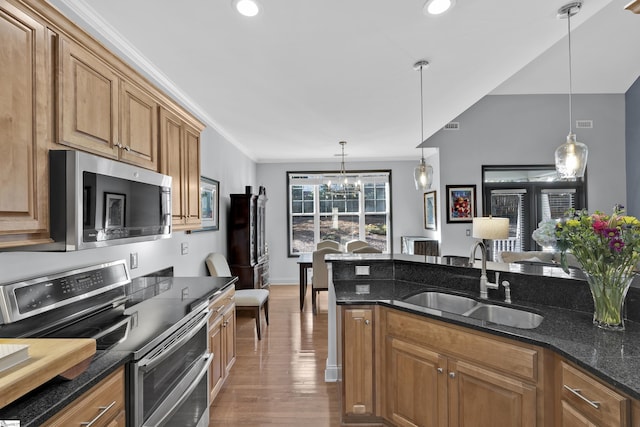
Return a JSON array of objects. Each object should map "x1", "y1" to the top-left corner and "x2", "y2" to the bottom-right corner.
[{"x1": 42, "y1": 150, "x2": 172, "y2": 251}]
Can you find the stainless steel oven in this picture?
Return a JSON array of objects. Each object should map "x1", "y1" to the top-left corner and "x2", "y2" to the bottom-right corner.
[{"x1": 129, "y1": 304, "x2": 211, "y2": 427}]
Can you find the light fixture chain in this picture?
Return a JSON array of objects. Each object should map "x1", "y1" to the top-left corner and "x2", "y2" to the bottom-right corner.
[
  {"x1": 567, "y1": 11, "x2": 573, "y2": 134},
  {"x1": 420, "y1": 64, "x2": 425, "y2": 160}
]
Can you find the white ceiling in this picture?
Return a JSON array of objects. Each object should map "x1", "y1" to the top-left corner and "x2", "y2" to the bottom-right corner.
[{"x1": 51, "y1": 0, "x2": 640, "y2": 163}]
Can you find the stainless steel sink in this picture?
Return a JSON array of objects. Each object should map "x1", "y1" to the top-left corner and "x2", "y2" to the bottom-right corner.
[
  {"x1": 402, "y1": 292, "x2": 479, "y2": 314},
  {"x1": 464, "y1": 304, "x2": 544, "y2": 329}
]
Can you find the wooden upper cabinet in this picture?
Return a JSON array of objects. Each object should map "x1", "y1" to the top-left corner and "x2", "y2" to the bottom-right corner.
[
  {"x1": 159, "y1": 107, "x2": 201, "y2": 230},
  {"x1": 119, "y1": 79, "x2": 158, "y2": 169},
  {"x1": 58, "y1": 37, "x2": 158, "y2": 170},
  {"x1": 0, "y1": 0, "x2": 51, "y2": 247},
  {"x1": 58, "y1": 37, "x2": 119, "y2": 159}
]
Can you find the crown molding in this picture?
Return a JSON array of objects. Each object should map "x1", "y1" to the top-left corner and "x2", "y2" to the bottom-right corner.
[{"x1": 51, "y1": 0, "x2": 257, "y2": 161}]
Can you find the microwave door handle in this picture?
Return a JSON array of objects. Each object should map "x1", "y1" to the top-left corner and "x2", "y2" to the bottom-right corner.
[
  {"x1": 142, "y1": 353, "x2": 211, "y2": 427},
  {"x1": 138, "y1": 310, "x2": 211, "y2": 371}
]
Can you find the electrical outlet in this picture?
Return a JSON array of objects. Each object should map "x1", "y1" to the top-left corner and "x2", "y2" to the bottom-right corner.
[
  {"x1": 466, "y1": 229, "x2": 471, "y2": 237},
  {"x1": 181, "y1": 242, "x2": 189, "y2": 255},
  {"x1": 181, "y1": 287, "x2": 189, "y2": 300},
  {"x1": 130, "y1": 252, "x2": 139, "y2": 269},
  {"x1": 355, "y1": 265, "x2": 370, "y2": 276}
]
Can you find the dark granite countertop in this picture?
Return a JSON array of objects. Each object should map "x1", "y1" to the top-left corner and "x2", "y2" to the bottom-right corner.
[
  {"x1": 0, "y1": 276, "x2": 235, "y2": 426},
  {"x1": 330, "y1": 255, "x2": 640, "y2": 400}
]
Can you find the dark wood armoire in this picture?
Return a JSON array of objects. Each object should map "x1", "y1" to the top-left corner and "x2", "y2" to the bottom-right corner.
[{"x1": 227, "y1": 186, "x2": 269, "y2": 289}]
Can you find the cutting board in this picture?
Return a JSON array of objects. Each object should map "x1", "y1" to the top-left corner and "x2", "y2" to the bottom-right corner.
[{"x1": 0, "y1": 338, "x2": 96, "y2": 409}]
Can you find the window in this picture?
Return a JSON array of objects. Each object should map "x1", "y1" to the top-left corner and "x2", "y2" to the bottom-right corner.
[
  {"x1": 482, "y1": 165, "x2": 587, "y2": 254},
  {"x1": 287, "y1": 171, "x2": 391, "y2": 256}
]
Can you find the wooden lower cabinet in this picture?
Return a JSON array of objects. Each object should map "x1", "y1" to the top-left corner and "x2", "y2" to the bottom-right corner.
[
  {"x1": 557, "y1": 360, "x2": 630, "y2": 427},
  {"x1": 448, "y1": 359, "x2": 537, "y2": 427},
  {"x1": 42, "y1": 366, "x2": 125, "y2": 427},
  {"x1": 341, "y1": 306, "x2": 545, "y2": 426},
  {"x1": 208, "y1": 286, "x2": 236, "y2": 403},
  {"x1": 342, "y1": 307, "x2": 375, "y2": 419},
  {"x1": 386, "y1": 337, "x2": 446, "y2": 427}
]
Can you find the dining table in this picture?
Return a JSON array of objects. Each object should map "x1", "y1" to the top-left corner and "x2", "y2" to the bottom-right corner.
[{"x1": 296, "y1": 253, "x2": 313, "y2": 311}]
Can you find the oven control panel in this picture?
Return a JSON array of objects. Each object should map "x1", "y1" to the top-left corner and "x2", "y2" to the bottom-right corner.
[{"x1": 0, "y1": 260, "x2": 130, "y2": 324}]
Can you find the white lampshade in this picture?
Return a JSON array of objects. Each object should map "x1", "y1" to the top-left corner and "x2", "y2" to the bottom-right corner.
[{"x1": 472, "y1": 217, "x2": 509, "y2": 240}]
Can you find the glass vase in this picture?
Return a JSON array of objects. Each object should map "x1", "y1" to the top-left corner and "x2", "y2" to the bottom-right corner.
[{"x1": 584, "y1": 270, "x2": 634, "y2": 331}]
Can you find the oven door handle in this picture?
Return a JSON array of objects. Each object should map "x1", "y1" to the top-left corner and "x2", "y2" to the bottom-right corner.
[
  {"x1": 142, "y1": 353, "x2": 211, "y2": 427},
  {"x1": 138, "y1": 309, "x2": 211, "y2": 370}
]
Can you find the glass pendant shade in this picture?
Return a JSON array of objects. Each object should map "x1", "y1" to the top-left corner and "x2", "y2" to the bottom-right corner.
[
  {"x1": 414, "y1": 158, "x2": 433, "y2": 190},
  {"x1": 555, "y1": 132, "x2": 588, "y2": 179}
]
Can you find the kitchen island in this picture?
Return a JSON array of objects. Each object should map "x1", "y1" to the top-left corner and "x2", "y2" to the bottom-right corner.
[
  {"x1": 0, "y1": 275, "x2": 236, "y2": 426},
  {"x1": 327, "y1": 254, "x2": 640, "y2": 426}
]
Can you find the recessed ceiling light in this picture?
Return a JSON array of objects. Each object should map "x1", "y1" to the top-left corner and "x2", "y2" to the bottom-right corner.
[
  {"x1": 423, "y1": 0, "x2": 455, "y2": 15},
  {"x1": 233, "y1": 0, "x2": 260, "y2": 17}
]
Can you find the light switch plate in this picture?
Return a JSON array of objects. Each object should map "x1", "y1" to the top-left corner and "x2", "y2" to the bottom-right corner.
[
  {"x1": 181, "y1": 242, "x2": 189, "y2": 255},
  {"x1": 355, "y1": 265, "x2": 370, "y2": 276},
  {"x1": 130, "y1": 252, "x2": 138, "y2": 269}
]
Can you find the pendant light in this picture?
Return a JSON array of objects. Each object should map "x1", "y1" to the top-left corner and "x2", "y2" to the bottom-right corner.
[
  {"x1": 327, "y1": 141, "x2": 361, "y2": 196},
  {"x1": 413, "y1": 60, "x2": 434, "y2": 191},
  {"x1": 554, "y1": 1, "x2": 588, "y2": 179}
]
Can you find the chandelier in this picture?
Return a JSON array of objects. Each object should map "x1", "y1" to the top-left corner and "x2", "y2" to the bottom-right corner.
[{"x1": 327, "y1": 141, "x2": 361, "y2": 196}]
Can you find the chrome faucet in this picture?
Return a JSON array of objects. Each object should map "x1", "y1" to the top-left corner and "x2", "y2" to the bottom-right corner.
[{"x1": 469, "y1": 240, "x2": 500, "y2": 299}]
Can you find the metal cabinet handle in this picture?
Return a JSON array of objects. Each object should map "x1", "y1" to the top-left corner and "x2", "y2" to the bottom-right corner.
[
  {"x1": 437, "y1": 368, "x2": 443, "y2": 374},
  {"x1": 449, "y1": 372, "x2": 456, "y2": 379},
  {"x1": 563, "y1": 385, "x2": 600, "y2": 409},
  {"x1": 364, "y1": 320, "x2": 371, "y2": 325},
  {"x1": 80, "y1": 401, "x2": 116, "y2": 426},
  {"x1": 124, "y1": 145, "x2": 131, "y2": 151}
]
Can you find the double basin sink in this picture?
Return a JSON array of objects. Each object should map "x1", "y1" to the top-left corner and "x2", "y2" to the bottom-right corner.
[{"x1": 402, "y1": 291, "x2": 544, "y2": 329}]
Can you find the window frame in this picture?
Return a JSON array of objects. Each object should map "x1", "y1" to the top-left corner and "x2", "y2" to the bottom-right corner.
[
  {"x1": 286, "y1": 170, "x2": 393, "y2": 257},
  {"x1": 482, "y1": 164, "x2": 587, "y2": 252}
]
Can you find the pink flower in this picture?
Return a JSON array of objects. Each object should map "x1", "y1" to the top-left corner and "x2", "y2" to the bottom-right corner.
[
  {"x1": 592, "y1": 220, "x2": 608, "y2": 235},
  {"x1": 604, "y1": 228, "x2": 620, "y2": 239}
]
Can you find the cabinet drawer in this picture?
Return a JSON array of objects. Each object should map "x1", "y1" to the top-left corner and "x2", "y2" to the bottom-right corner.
[
  {"x1": 386, "y1": 309, "x2": 538, "y2": 381},
  {"x1": 43, "y1": 366, "x2": 125, "y2": 427},
  {"x1": 560, "y1": 361, "x2": 629, "y2": 426},
  {"x1": 209, "y1": 286, "x2": 235, "y2": 322}
]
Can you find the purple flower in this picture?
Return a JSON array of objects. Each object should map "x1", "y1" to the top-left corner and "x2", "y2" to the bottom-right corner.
[
  {"x1": 609, "y1": 238, "x2": 625, "y2": 252},
  {"x1": 604, "y1": 228, "x2": 620, "y2": 239}
]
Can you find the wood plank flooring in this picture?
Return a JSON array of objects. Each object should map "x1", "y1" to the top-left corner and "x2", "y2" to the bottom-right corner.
[{"x1": 210, "y1": 285, "x2": 341, "y2": 426}]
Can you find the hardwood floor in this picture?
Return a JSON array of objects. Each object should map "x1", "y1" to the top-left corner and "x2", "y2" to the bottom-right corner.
[{"x1": 210, "y1": 285, "x2": 341, "y2": 426}]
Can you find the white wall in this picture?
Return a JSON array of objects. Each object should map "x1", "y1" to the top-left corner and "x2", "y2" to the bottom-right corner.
[
  {"x1": 0, "y1": 126, "x2": 256, "y2": 283},
  {"x1": 428, "y1": 94, "x2": 626, "y2": 257},
  {"x1": 257, "y1": 160, "x2": 435, "y2": 284}
]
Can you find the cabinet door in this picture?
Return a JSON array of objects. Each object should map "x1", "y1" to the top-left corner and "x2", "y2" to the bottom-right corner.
[
  {"x1": 43, "y1": 366, "x2": 125, "y2": 427},
  {"x1": 223, "y1": 305, "x2": 236, "y2": 376},
  {"x1": 183, "y1": 123, "x2": 201, "y2": 226},
  {"x1": 559, "y1": 361, "x2": 629, "y2": 427},
  {"x1": 209, "y1": 313, "x2": 224, "y2": 402},
  {"x1": 386, "y1": 337, "x2": 447, "y2": 427},
  {"x1": 343, "y1": 308, "x2": 374, "y2": 416},
  {"x1": 159, "y1": 107, "x2": 186, "y2": 226},
  {"x1": 59, "y1": 37, "x2": 119, "y2": 158},
  {"x1": 0, "y1": 0, "x2": 50, "y2": 246},
  {"x1": 119, "y1": 80, "x2": 157, "y2": 169},
  {"x1": 448, "y1": 359, "x2": 537, "y2": 427},
  {"x1": 561, "y1": 400, "x2": 598, "y2": 427}
]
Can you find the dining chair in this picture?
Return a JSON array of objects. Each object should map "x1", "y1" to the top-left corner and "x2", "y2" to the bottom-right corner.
[
  {"x1": 311, "y1": 247, "x2": 342, "y2": 314},
  {"x1": 345, "y1": 240, "x2": 369, "y2": 252},
  {"x1": 205, "y1": 253, "x2": 269, "y2": 339},
  {"x1": 352, "y1": 245, "x2": 382, "y2": 254},
  {"x1": 316, "y1": 240, "x2": 340, "y2": 250}
]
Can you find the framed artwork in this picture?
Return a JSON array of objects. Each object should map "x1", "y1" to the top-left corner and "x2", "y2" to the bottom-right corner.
[
  {"x1": 198, "y1": 176, "x2": 219, "y2": 232},
  {"x1": 104, "y1": 192, "x2": 126, "y2": 229},
  {"x1": 446, "y1": 185, "x2": 476, "y2": 223},
  {"x1": 423, "y1": 191, "x2": 437, "y2": 230}
]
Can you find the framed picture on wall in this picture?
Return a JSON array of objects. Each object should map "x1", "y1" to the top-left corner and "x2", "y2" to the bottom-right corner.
[
  {"x1": 446, "y1": 185, "x2": 476, "y2": 223},
  {"x1": 424, "y1": 191, "x2": 437, "y2": 230},
  {"x1": 197, "y1": 176, "x2": 220, "y2": 231},
  {"x1": 104, "y1": 192, "x2": 126, "y2": 229}
]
